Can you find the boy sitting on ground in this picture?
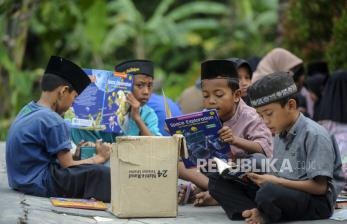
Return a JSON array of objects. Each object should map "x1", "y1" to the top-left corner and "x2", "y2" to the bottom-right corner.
[
  {"x1": 208, "y1": 72, "x2": 345, "y2": 223},
  {"x1": 178, "y1": 59, "x2": 273, "y2": 206},
  {"x1": 6, "y1": 56, "x2": 112, "y2": 202}
]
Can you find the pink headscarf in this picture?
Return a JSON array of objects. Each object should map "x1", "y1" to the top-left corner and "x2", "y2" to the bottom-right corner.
[{"x1": 252, "y1": 48, "x2": 303, "y2": 83}]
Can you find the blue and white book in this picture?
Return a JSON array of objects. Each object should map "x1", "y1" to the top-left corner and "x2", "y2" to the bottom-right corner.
[
  {"x1": 165, "y1": 109, "x2": 230, "y2": 168},
  {"x1": 64, "y1": 69, "x2": 133, "y2": 134}
]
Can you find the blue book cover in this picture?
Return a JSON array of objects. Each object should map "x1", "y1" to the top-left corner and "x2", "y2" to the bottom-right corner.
[
  {"x1": 64, "y1": 69, "x2": 133, "y2": 133},
  {"x1": 165, "y1": 109, "x2": 230, "y2": 168}
]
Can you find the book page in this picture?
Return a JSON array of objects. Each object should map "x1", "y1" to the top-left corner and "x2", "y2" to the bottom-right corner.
[{"x1": 213, "y1": 157, "x2": 231, "y2": 174}]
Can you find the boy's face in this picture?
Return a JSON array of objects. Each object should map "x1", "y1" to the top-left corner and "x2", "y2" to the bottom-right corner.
[
  {"x1": 202, "y1": 78, "x2": 240, "y2": 122},
  {"x1": 56, "y1": 86, "x2": 78, "y2": 116},
  {"x1": 238, "y1": 67, "x2": 251, "y2": 97},
  {"x1": 255, "y1": 100, "x2": 296, "y2": 134},
  {"x1": 132, "y1": 74, "x2": 153, "y2": 106}
]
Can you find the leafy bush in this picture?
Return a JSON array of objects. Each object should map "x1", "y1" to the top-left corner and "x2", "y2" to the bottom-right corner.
[
  {"x1": 282, "y1": 0, "x2": 346, "y2": 62},
  {"x1": 326, "y1": 9, "x2": 347, "y2": 71}
]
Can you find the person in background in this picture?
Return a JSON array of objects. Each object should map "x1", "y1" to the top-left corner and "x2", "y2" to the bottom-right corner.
[
  {"x1": 177, "y1": 79, "x2": 204, "y2": 114},
  {"x1": 302, "y1": 61, "x2": 330, "y2": 118},
  {"x1": 304, "y1": 74, "x2": 327, "y2": 121},
  {"x1": 147, "y1": 92, "x2": 182, "y2": 136},
  {"x1": 228, "y1": 58, "x2": 253, "y2": 106},
  {"x1": 252, "y1": 48, "x2": 308, "y2": 115},
  {"x1": 318, "y1": 69, "x2": 347, "y2": 189}
]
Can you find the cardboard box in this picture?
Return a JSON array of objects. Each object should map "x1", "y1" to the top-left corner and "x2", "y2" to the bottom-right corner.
[{"x1": 110, "y1": 135, "x2": 185, "y2": 218}]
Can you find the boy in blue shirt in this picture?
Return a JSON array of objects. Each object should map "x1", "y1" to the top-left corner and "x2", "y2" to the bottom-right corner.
[
  {"x1": 208, "y1": 72, "x2": 345, "y2": 223},
  {"x1": 71, "y1": 60, "x2": 161, "y2": 144},
  {"x1": 6, "y1": 56, "x2": 112, "y2": 202}
]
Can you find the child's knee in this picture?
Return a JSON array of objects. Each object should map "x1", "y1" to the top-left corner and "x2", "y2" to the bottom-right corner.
[
  {"x1": 91, "y1": 165, "x2": 110, "y2": 178},
  {"x1": 255, "y1": 182, "x2": 280, "y2": 204}
]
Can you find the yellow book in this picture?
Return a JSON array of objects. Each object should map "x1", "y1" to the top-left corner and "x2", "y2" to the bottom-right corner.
[{"x1": 50, "y1": 197, "x2": 108, "y2": 210}]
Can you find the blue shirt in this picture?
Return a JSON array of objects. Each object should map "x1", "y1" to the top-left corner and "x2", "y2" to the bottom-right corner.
[
  {"x1": 147, "y1": 93, "x2": 182, "y2": 136},
  {"x1": 6, "y1": 101, "x2": 71, "y2": 197}
]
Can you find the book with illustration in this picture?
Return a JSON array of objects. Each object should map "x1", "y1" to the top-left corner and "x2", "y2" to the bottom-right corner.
[
  {"x1": 64, "y1": 69, "x2": 133, "y2": 133},
  {"x1": 50, "y1": 197, "x2": 108, "y2": 210},
  {"x1": 165, "y1": 109, "x2": 230, "y2": 168}
]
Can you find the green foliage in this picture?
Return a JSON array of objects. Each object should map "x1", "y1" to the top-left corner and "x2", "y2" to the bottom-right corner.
[
  {"x1": 326, "y1": 9, "x2": 347, "y2": 71},
  {"x1": 282, "y1": 0, "x2": 346, "y2": 62},
  {"x1": 0, "y1": 0, "x2": 279, "y2": 140},
  {"x1": 205, "y1": 0, "x2": 278, "y2": 59}
]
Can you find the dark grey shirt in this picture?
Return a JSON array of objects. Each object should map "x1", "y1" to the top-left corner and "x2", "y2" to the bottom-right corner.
[{"x1": 271, "y1": 113, "x2": 345, "y2": 209}]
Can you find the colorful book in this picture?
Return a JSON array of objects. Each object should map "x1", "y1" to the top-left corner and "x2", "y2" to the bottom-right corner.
[
  {"x1": 165, "y1": 109, "x2": 229, "y2": 168},
  {"x1": 64, "y1": 69, "x2": 133, "y2": 133},
  {"x1": 50, "y1": 197, "x2": 108, "y2": 210}
]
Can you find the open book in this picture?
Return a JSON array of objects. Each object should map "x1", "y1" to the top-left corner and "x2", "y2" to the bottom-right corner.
[
  {"x1": 165, "y1": 109, "x2": 229, "y2": 168},
  {"x1": 64, "y1": 69, "x2": 133, "y2": 133},
  {"x1": 50, "y1": 197, "x2": 108, "y2": 210},
  {"x1": 213, "y1": 157, "x2": 250, "y2": 185}
]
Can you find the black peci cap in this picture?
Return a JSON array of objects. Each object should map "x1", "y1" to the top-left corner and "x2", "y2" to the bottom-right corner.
[
  {"x1": 44, "y1": 56, "x2": 90, "y2": 95},
  {"x1": 201, "y1": 59, "x2": 238, "y2": 80},
  {"x1": 115, "y1": 60, "x2": 154, "y2": 77},
  {"x1": 248, "y1": 72, "x2": 298, "y2": 107}
]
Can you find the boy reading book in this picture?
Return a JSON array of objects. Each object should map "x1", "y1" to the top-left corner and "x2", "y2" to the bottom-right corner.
[
  {"x1": 208, "y1": 72, "x2": 345, "y2": 223},
  {"x1": 70, "y1": 60, "x2": 162, "y2": 146},
  {"x1": 178, "y1": 59, "x2": 272, "y2": 206},
  {"x1": 6, "y1": 56, "x2": 112, "y2": 202}
]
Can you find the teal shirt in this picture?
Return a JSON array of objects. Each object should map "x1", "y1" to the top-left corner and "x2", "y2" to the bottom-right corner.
[
  {"x1": 123, "y1": 104, "x2": 162, "y2": 136},
  {"x1": 71, "y1": 104, "x2": 161, "y2": 144}
]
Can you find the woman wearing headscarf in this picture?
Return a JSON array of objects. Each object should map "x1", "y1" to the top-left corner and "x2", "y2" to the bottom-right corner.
[
  {"x1": 303, "y1": 61, "x2": 330, "y2": 117},
  {"x1": 251, "y1": 48, "x2": 307, "y2": 115},
  {"x1": 304, "y1": 73, "x2": 328, "y2": 121},
  {"x1": 318, "y1": 70, "x2": 347, "y2": 188}
]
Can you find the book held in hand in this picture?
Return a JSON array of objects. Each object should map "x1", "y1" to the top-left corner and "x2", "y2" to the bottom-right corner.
[
  {"x1": 50, "y1": 197, "x2": 108, "y2": 210},
  {"x1": 165, "y1": 109, "x2": 229, "y2": 168},
  {"x1": 64, "y1": 69, "x2": 133, "y2": 133},
  {"x1": 213, "y1": 157, "x2": 249, "y2": 185}
]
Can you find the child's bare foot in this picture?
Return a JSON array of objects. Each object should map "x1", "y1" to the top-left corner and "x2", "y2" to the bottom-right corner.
[
  {"x1": 242, "y1": 208, "x2": 266, "y2": 224},
  {"x1": 193, "y1": 191, "x2": 219, "y2": 207},
  {"x1": 178, "y1": 182, "x2": 199, "y2": 205}
]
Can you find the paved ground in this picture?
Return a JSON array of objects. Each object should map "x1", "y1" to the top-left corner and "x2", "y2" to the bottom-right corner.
[{"x1": 0, "y1": 142, "x2": 345, "y2": 224}]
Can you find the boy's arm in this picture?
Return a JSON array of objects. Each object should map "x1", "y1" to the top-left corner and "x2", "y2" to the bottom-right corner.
[
  {"x1": 133, "y1": 116, "x2": 153, "y2": 136},
  {"x1": 57, "y1": 140, "x2": 111, "y2": 168},
  {"x1": 232, "y1": 136, "x2": 263, "y2": 154},
  {"x1": 127, "y1": 93, "x2": 153, "y2": 136},
  {"x1": 218, "y1": 126, "x2": 263, "y2": 154},
  {"x1": 247, "y1": 173, "x2": 328, "y2": 195}
]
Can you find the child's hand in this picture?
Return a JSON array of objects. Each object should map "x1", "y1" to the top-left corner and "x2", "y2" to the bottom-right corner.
[
  {"x1": 126, "y1": 93, "x2": 141, "y2": 121},
  {"x1": 218, "y1": 126, "x2": 235, "y2": 144},
  {"x1": 246, "y1": 173, "x2": 281, "y2": 187},
  {"x1": 73, "y1": 140, "x2": 95, "y2": 160},
  {"x1": 95, "y1": 140, "x2": 111, "y2": 163}
]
